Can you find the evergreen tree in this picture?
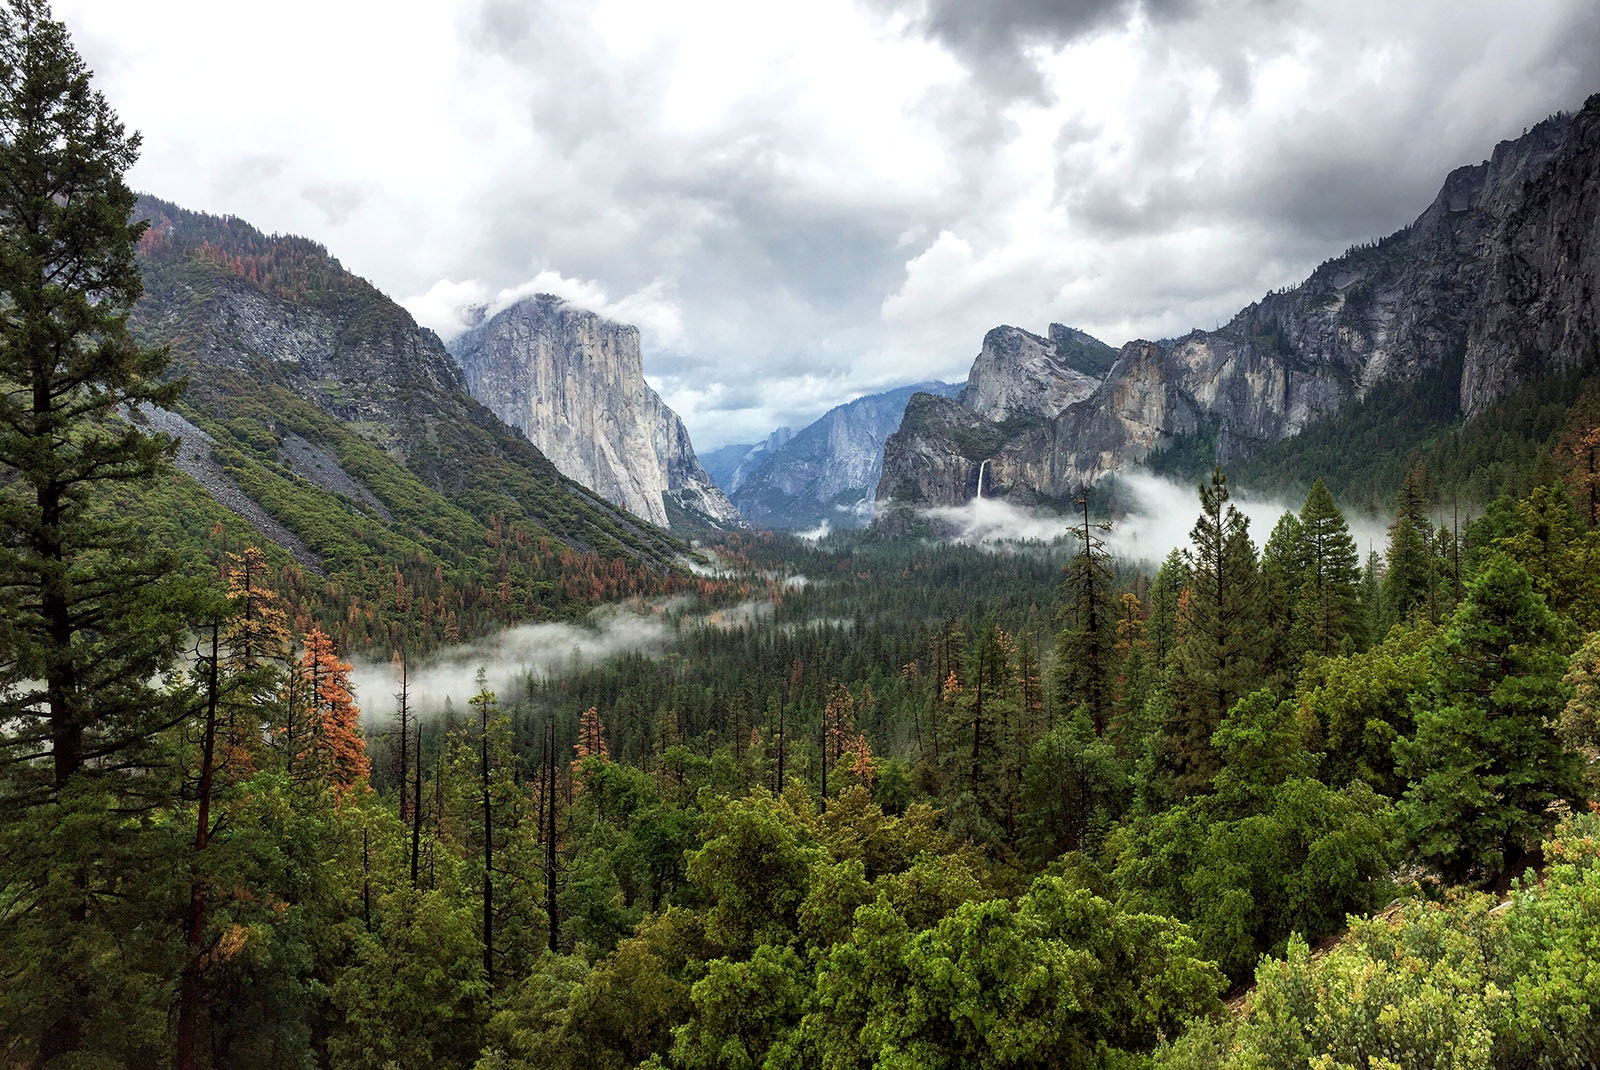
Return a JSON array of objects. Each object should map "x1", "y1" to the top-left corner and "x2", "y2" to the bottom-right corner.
[
  {"x1": 1018, "y1": 705, "x2": 1129, "y2": 864},
  {"x1": 1294, "y1": 479, "x2": 1365, "y2": 655},
  {"x1": 0, "y1": 6, "x2": 200, "y2": 1059},
  {"x1": 1146, "y1": 550, "x2": 1187, "y2": 671},
  {"x1": 1259, "y1": 512, "x2": 1307, "y2": 683},
  {"x1": 1384, "y1": 468, "x2": 1435, "y2": 624},
  {"x1": 1558, "y1": 630, "x2": 1600, "y2": 793},
  {"x1": 1165, "y1": 467, "x2": 1262, "y2": 796},
  {"x1": 222, "y1": 546, "x2": 290, "y2": 771},
  {"x1": 1396, "y1": 554, "x2": 1584, "y2": 883},
  {"x1": 1056, "y1": 492, "x2": 1117, "y2": 734},
  {"x1": 1360, "y1": 549, "x2": 1385, "y2": 641},
  {"x1": 0, "y1": 0, "x2": 190, "y2": 797}
]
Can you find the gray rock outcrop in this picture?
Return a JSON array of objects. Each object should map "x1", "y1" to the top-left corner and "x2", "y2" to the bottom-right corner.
[
  {"x1": 449, "y1": 295, "x2": 745, "y2": 530},
  {"x1": 880, "y1": 95, "x2": 1600, "y2": 509}
]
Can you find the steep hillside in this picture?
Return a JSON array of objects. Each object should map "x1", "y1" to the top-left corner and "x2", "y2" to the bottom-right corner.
[
  {"x1": 880, "y1": 96, "x2": 1600, "y2": 510},
  {"x1": 731, "y1": 381, "x2": 962, "y2": 530},
  {"x1": 449, "y1": 295, "x2": 744, "y2": 531},
  {"x1": 128, "y1": 197, "x2": 689, "y2": 650}
]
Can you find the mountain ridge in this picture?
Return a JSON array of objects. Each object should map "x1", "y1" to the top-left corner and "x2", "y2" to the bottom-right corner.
[
  {"x1": 879, "y1": 95, "x2": 1600, "y2": 511},
  {"x1": 728, "y1": 380, "x2": 962, "y2": 530},
  {"x1": 125, "y1": 195, "x2": 689, "y2": 650}
]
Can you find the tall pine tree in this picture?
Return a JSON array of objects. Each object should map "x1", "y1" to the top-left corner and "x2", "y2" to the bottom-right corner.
[
  {"x1": 1166, "y1": 467, "x2": 1261, "y2": 796},
  {"x1": 1056, "y1": 492, "x2": 1117, "y2": 734},
  {"x1": 1294, "y1": 479, "x2": 1365, "y2": 655},
  {"x1": 0, "y1": 5, "x2": 199, "y2": 1061},
  {"x1": 1396, "y1": 553, "x2": 1583, "y2": 883}
]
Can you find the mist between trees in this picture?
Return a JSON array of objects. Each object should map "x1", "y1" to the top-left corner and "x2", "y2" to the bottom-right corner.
[
  {"x1": 349, "y1": 596, "x2": 783, "y2": 720},
  {"x1": 916, "y1": 467, "x2": 1391, "y2": 563}
]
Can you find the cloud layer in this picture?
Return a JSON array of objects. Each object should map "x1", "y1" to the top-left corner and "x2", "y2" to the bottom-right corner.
[
  {"x1": 911, "y1": 469, "x2": 1389, "y2": 566},
  {"x1": 61, "y1": 0, "x2": 1600, "y2": 449}
]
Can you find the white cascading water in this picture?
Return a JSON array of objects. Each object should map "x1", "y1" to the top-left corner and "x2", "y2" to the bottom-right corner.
[{"x1": 976, "y1": 459, "x2": 989, "y2": 499}]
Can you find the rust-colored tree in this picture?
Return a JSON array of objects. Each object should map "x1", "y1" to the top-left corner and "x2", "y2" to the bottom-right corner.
[
  {"x1": 573, "y1": 705, "x2": 610, "y2": 765},
  {"x1": 844, "y1": 732, "x2": 875, "y2": 790},
  {"x1": 299, "y1": 627, "x2": 369, "y2": 798},
  {"x1": 220, "y1": 546, "x2": 290, "y2": 772}
]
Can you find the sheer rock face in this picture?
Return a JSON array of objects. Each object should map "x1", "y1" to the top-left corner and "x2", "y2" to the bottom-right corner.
[
  {"x1": 450, "y1": 295, "x2": 744, "y2": 530},
  {"x1": 729, "y1": 382, "x2": 961, "y2": 530},
  {"x1": 880, "y1": 95, "x2": 1600, "y2": 509}
]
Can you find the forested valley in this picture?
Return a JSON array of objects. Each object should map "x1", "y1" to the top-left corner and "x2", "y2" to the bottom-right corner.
[{"x1": 8, "y1": 2, "x2": 1600, "y2": 1068}]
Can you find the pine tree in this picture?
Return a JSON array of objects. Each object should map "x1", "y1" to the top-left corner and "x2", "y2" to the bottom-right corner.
[
  {"x1": 221, "y1": 546, "x2": 289, "y2": 771},
  {"x1": 1558, "y1": 630, "x2": 1600, "y2": 769},
  {"x1": 1055, "y1": 492, "x2": 1117, "y2": 734},
  {"x1": 1259, "y1": 512, "x2": 1307, "y2": 683},
  {"x1": 0, "y1": 0, "x2": 194, "y2": 795},
  {"x1": 1294, "y1": 479, "x2": 1364, "y2": 655},
  {"x1": 574, "y1": 704, "x2": 610, "y2": 765},
  {"x1": 1396, "y1": 554, "x2": 1583, "y2": 882},
  {"x1": 1360, "y1": 549, "x2": 1385, "y2": 642},
  {"x1": 296, "y1": 627, "x2": 368, "y2": 797},
  {"x1": 1166, "y1": 467, "x2": 1261, "y2": 796},
  {"x1": 0, "y1": 6, "x2": 200, "y2": 1058},
  {"x1": 1015, "y1": 633, "x2": 1046, "y2": 738},
  {"x1": 1146, "y1": 549, "x2": 1187, "y2": 670},
  {"x1": 1384, "y1": 468, "x2": 1434, "y2": 624},
  {"x1": 472, "y1": 683, "x2": 498, "y2": 991},
  {"x1": 393, "y1": 649, "x2": 412, "y2": 821}
]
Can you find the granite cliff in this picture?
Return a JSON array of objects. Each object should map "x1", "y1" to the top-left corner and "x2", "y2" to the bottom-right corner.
[
  {"x1": 449, "y1": 296, "x2": 744, "y2": 531},
  {"x1": 729, "y1": 381, "x2": 961, "y2": 530},
  {"x1": 880, "y1": 96, "x2": 1600, "y2": 510},
  {"x1": 128, "y1": 196, "x2": 683, "y2": 590}
]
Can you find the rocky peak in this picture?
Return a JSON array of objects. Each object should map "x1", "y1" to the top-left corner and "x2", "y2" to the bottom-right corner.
[
  {"x1": 449, "y1": 295, "x2": 744, "y2": 530},
  {"x1": 730, "y1": 381, "x2": 961, "y2": 530},
  {"x1": 1048, "y1": 323, "x2": 1121, "y2": 379},
  {"x1": 878, "y1": 94, "x2": 1600, "y2": 513},
  {"x1": 958, "y1": 325, "x2": 1104, "y2": 422}
]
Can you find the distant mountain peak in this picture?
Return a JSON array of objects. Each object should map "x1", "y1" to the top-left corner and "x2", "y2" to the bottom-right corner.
[{"x1": 729, "y1": 381, "x2": 962, "y2": 530}]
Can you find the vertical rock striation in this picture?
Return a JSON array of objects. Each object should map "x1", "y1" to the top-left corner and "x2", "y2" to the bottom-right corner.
[{"x1": 449, "y1": 295, "x2": 744, "y2": 530}]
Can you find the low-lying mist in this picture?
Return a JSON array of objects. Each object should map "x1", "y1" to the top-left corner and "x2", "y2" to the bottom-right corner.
[
  {"x1": 350, "y1": 601, "x2": 677, "y2": 722},
  {"x1": 915, "y1": 469, "x2": 1389, "y2": 566}
]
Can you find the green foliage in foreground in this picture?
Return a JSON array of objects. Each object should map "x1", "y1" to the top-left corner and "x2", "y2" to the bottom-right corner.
[
  {"x1": 1157, "y1": 810, "x2": 1600, "y2": 1070},
  {"x1": 480, "y1": 788, "x2": 1225, "y2": 1070}
]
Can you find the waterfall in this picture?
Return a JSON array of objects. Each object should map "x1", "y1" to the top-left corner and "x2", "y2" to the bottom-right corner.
[{"x1": 976, "y1": 459, "x2": 990, "y2": 499}]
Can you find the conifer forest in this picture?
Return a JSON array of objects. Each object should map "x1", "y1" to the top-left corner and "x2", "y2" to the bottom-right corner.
[{"x1": 5, "y1": 1, "x2": 1600, "y2": 1067}]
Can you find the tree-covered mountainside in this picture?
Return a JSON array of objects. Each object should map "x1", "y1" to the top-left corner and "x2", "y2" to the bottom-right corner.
[
  {"x1": 1156, "y1": 347, "x2": 1600, "y2": 516},
  {"x1": 125, "y1": 195, "x2": 692, "y2": 651}
]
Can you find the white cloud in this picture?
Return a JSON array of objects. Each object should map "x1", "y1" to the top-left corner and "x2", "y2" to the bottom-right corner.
[
  {"x1": 402, "y1": 271, "x2": 686, "y2": 349},
  {"x1": 57, "y1": 0, "x2": 1600, "y2": 452}
]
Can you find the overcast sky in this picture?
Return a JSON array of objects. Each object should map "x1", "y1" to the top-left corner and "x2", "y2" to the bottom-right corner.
[{"x1": 59, "y1": 0, "x2": 1600, "y2": 450}]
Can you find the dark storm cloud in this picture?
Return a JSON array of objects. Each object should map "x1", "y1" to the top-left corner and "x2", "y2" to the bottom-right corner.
[{"x1": 879, "y1": 0, "x2": 1198, "y2": 98}]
